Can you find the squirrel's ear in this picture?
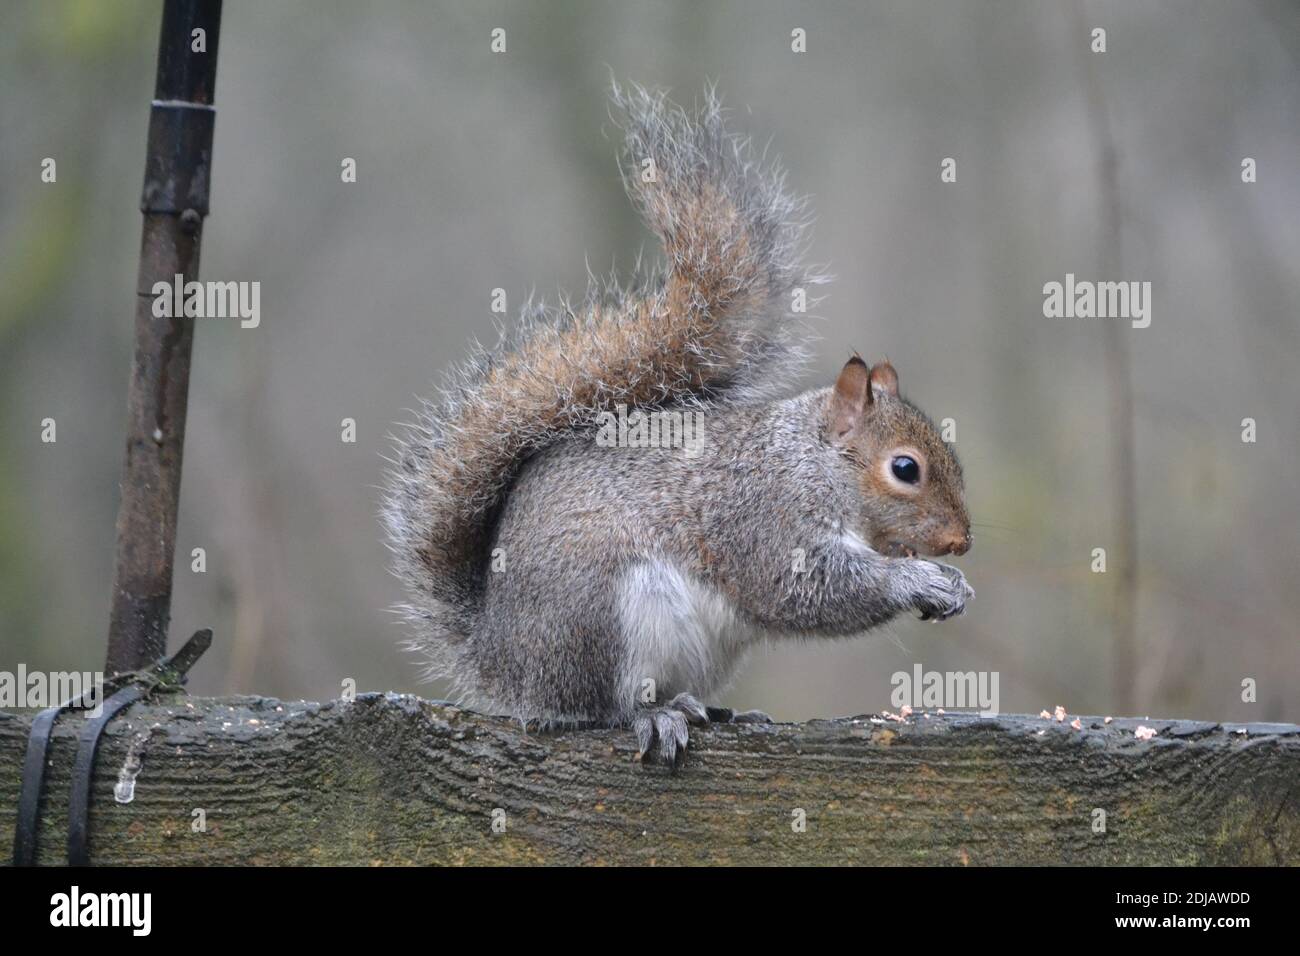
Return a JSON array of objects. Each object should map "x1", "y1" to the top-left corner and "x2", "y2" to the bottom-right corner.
[
  {"x1": 867, "y1": 360, "x2": 899, "y2": 403},
  {"x1": 829, "y1": 356, "x2": 871, "y2": 443}
]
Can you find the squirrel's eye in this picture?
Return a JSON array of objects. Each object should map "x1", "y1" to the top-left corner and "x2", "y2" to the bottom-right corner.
[{"x1": 891, "y1": 456, "x2": 920, "y2": 484}]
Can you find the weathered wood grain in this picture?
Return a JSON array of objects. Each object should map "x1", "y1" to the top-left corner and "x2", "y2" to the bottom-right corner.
[{"x1": 2, "y1": 694, "x2": 1296, "y2": 865}]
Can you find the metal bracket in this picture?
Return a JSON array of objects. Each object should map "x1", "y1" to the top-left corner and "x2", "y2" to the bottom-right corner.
[{"x1": 140, "y1": 99, "x2": 217, "y2": 216}]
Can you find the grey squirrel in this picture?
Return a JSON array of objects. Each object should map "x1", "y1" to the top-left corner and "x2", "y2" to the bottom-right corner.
[{"x1": 383, "y1": 83, "x2": 973, "y2": 766}]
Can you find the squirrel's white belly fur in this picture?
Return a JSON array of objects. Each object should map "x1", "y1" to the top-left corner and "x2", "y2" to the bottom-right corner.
[{"x1": 616, "y1": 558, "x2": 758, "y2": 713}]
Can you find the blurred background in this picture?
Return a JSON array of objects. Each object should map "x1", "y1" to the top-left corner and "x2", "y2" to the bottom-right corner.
[{"x1": 2, "y1": 0, "x2": 1297, "y2": 722}]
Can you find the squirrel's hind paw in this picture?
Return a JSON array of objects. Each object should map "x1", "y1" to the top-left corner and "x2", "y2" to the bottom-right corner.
[
  {"x1": 706, "y1": 706, "x2": 773, "y2": 724},
  {"x1": 633, "y1": 693, "x2": 709, "y2": 769}
]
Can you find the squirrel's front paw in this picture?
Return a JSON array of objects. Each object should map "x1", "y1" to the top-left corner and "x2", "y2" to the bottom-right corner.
[
  {"x1": 633, "y1": 693, "x2": 708, "y2": 769},
  {"x1": 914, "y1": 562, "x2": 974, "y2": 622}
]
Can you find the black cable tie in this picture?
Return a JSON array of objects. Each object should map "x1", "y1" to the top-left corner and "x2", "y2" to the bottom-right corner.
[
  {"x1": 11, "y1": 628, "x2": 212, "y2": 867},
  {"x1": 12, "y1": 693, "x2": 95, "y2": 866}
]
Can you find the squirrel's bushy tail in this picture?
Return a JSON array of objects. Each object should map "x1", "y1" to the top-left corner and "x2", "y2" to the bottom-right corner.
[{"x1": 382, "y1": 83, "x2": 824, "y2": 678}]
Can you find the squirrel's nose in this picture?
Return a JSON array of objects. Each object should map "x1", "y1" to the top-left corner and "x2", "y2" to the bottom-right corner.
[{"x1": 939, "y1": 531, "x2": 971, "y2": 556}]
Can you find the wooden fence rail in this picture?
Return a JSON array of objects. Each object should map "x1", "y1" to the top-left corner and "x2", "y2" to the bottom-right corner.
[{"x1": 2, "y1": 693, "x2": 1296, "y2": 865}]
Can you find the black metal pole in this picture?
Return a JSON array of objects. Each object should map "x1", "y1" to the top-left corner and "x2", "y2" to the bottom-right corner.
[{"x1": 106, "y1": 0, "x2": 222, "y2": 675}]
